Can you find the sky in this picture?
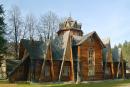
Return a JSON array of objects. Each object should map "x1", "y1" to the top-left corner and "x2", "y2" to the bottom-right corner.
[{"x1": 1, "y1": 0, "x2": 130, "y2": 47}]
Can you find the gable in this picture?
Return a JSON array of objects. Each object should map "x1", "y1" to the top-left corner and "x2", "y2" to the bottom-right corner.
[
  {"x1": 77, "y1": 31, "x2": 105, "y2": 48},
  {"x1": 112, "y1": 48, "x2": 122, "y2": 62},
  {"x1": 6, "y1": 59, "x2": 21, "y2": 75},
  {"x1": 102, "y1": 38, "x2": 112, "y2": 62},
  {"x1": 52, "y1": 31, "x2": 71, "y2": 60}
]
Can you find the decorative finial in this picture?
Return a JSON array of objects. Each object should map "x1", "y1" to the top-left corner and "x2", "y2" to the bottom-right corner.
[
  {"x1": 67, "y1": 12, "x2": 72, "y2": 21},
  {"x1": 69, "y1": 12, "x2": 71, "y2": 18}
]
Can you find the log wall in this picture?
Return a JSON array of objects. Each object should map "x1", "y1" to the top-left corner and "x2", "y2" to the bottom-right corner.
[{"x1": 79, "y1": 36, "x2": 103, "y2": 81}]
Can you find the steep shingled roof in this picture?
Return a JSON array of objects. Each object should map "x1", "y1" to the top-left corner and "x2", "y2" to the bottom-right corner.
[
  {"x1": 102, "y1": 38, "x2": 111, "y2": 62},
  {"x1": 20, "y1": 39, "x2": 48, "y2": 59},
  {"x1": 52, "y1": 31, "x2": 70, "y2": 60},
  {"x1": 72, "y1": 35, "x2": 82, "y2": 45},
  {"x1": 112, "y1": 47, "x2": 122, "y2": 62},
  {"x1": 77, "y1": 31, "x2": 105, "y2": 48},
  {"x1": 6, "y1": 59, "x2": 21, "y2": 76}
]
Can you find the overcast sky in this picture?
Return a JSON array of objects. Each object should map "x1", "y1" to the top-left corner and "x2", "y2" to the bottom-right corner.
[{"x1": 1, "y1": 0, "x2": 130, "y2": 47}]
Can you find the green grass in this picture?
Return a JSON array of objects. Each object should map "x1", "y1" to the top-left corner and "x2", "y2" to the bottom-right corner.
[{"x1": 0, "y1": 79, "x2": 130, "y2": 87}]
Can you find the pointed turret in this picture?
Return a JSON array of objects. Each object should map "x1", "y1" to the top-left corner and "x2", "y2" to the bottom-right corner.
[{"x1": 57, "y1": 17, "x2": 83, "y2": 36}]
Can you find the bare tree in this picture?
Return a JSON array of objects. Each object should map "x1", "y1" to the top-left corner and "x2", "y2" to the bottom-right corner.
[
  {"x1": 39, "y1": 11, "x2": 59, "y2": 41},
  {"x1": 8, "y1": 5, "x2": 23, "y2": 59},
  {"x1": 25, "y1": 13, "x2": 36, "y2": 40}
]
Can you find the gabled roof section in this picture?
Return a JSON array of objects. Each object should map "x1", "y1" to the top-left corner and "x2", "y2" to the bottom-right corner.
[
  {"x1": 77, "y1": 31, "x2": 105, "y2": 48},
  {"x1": 112, "y1": 47, "x2": 122, "y2": 62},
  {"x1": 72, "y1": 35, "x2": 82, "y2": 45},
  {"x1": 19, "y1": 39, "x2": 48, "y2": 59},
  {"x1": 52, "y1": 31, "x2": 70, "y2": 60},
  {"x1": 6, "y1": 59, "x2": 21, "y2": 75},
  {"x1": 102, "y1": 38, "x2": 112, "y2": 62},
  {"x1": 51, "y1": 36, "x2": 64, "y2": 60}
]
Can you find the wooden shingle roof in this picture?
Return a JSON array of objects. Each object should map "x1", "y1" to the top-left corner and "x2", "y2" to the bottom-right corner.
[
  {"x1": 77, "y1": 31, "x2": 105, "y2": 48},
  {"x1": 112, "y1": 47, "x2": 122, "y2": 62},
  {"x1": 52, "y1": 31, "x2": 70, "y2": 60},
  {"x1": 19, "y1": 39, "x2": 48, "y2": 59}
]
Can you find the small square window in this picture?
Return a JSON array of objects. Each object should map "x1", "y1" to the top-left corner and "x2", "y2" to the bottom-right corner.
[
  {"x1": 62, "y1": 66, "x2": 70, "y2": 76},
  {"x1": 44, "y1": 65, "x2": 50, "y2": 77}
]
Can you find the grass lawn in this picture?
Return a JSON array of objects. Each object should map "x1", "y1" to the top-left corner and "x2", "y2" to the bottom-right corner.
[{"x1": 0, "y1": 79, "x2": 130, "y2": 87}]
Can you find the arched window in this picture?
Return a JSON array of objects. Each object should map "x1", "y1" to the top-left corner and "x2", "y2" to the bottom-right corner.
[{"x1": 88, "y1": 48, "x2": 95, "y2": 77}]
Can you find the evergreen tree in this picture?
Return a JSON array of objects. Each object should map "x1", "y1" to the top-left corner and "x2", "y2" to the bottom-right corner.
[{"x1": 0, "y1": 5, "x2": 7, "y2": 54}]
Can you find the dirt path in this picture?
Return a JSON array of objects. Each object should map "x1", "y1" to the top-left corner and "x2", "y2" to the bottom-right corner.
[
  {"x1": 0, "y1": 84, "x2": 17, "y2": 87},
  {"x1": 114, "y1": 83, "x2": 130, "y2": 87}
]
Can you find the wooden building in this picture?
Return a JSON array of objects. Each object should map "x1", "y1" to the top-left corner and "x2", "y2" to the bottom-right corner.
[
  {"x1": 7, "y1": 17, "x2": 126, "y2": 83},
  {"x1": 102, "y1": 38, "x2": 114, "y2": 79},
  {"x1": 8, "y1": 39, "x2": 49, "y2": 82},
  {"x1": 112, "y1": 47, "x2": 126, "y2": 79}
]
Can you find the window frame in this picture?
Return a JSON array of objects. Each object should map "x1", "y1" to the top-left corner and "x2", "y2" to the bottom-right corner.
[
  {"x1": 88, "y1": 48, "x2": 95, "y2": 77},
  {"x1": 62, "y1": 66, "x2": 70, "y2": 77},
  {"x1": 44, "y1": 65, "x2": 50, "y2": 77}
]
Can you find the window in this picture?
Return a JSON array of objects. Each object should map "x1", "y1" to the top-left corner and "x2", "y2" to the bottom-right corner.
[
  {"x1": 105, "y1": 68, "x2": 110, "y2": 75},
  {"x1": 62, "y1": 66, "x2": 70, "y2": 76},
  {"x1": 44, "y1": 65, "x2": 50, "y2": 77},
  {"x1": 88, "y1": 48, "x2": 95, "y2": 77},
  {"x1": 88, "y1": 68, "x2": 95, "y2": 76}
]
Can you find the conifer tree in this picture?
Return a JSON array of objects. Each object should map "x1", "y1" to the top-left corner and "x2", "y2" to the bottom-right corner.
[{"x1": 0, "y1": 5, "x2": 7, "y2": 54}]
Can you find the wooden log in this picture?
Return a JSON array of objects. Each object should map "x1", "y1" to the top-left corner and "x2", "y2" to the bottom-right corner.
[{"x1": 70, "y1": 36, "x2": 75, "y2": 81}]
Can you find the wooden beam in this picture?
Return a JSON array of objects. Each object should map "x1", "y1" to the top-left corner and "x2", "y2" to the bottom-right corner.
[
  {"x1": 21, "y1": 49, "x2": 29, "y2": 61},
  {"x1": 109, "y1": 42, "x2": 114, "y2": 79},
  {"x1": 104, "y1": 52, "x2": 108, "y2": 79},
  {"x1": 70, "y1": 36, "x2": 75, "y2": 81},
  {"x1": 110, "y1": 55, "x2": 114, "y2": 79},
  {"x1": 76, "y1": 46, "x2": 81, "y2": 83},
  {"x1": 121, "y1": 60, "x2": 125, "y2": 79},
  {"x1": 121, "y1": 51, "x2": 125, "y2": 79},
  {"x1": 39, "y1": 41, "x2": 50, "y2": 81},
  {"x1": 58, "y1": 31, "x2": 70, "y2": 81},
  {"x1": 50, "y1": 42, "x2": 54, "y2": 81},
  {"x1": 116, "y1": 62, "x2": 120, "y2": 78},
  {"x1": 58, "y1": 43, "x2": 67, "y2": 81}
]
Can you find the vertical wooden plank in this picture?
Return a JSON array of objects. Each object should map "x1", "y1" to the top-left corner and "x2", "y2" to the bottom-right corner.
[
  {"x1": 58, "y1": 31, "x2": 70, "y2": 81},
  {"x1": 76, "y1": 45, "x2": 81, "y2": 83}
]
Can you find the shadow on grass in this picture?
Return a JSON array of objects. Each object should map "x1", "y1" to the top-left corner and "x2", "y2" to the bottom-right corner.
[{"x1": 0, "y1": 79, "x2": 130, "y2": 87}]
